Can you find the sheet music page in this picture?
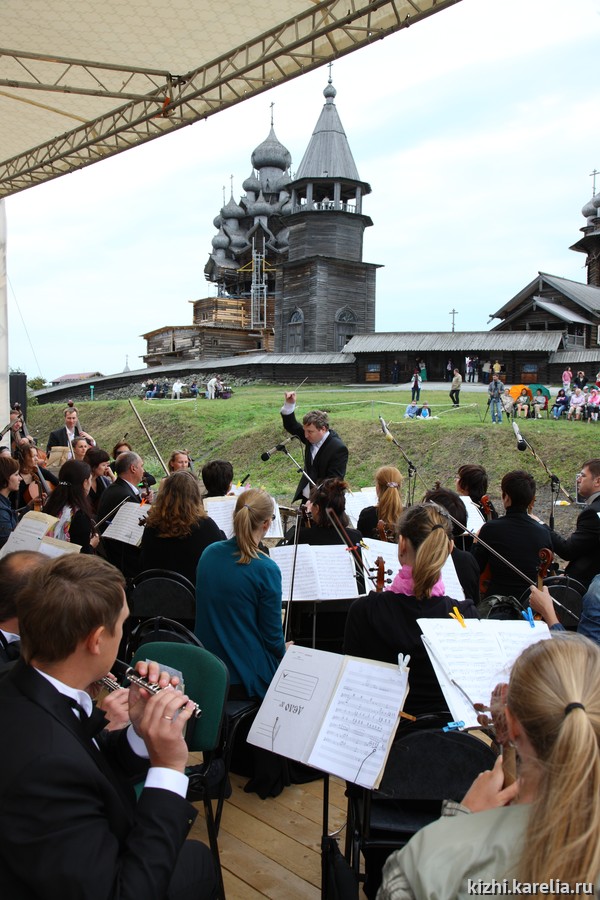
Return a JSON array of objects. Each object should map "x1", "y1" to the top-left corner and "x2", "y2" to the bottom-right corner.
[
  {"x1": 103, "y1": 503, "x2": 147, "y2": 546},
  {"x1": 418, "y1": 619, "x2": 550, "y2": 728},
  {"x1": 311, "y1": 546, "x2": 359, "y2": 599},
  {"x1": 247, "y1": 645, "x2": 345, "y2": 762},
  {"x1": 307, "y1": 658, "x2": 408, "y2": 789},
  {"x1": 265, "y1": 503, "x2": 284, "y2": 539},
  {"x1": 202, "y1": 496, "x2": 236, "y2": 538},
  {"x1": 441, "y1": 555, "x2": 465, "y2": 602},
  {"x1": 0, "y1": 510, "x2": 58, "y2": 558},
  {"x1": 360, "y1": 538, "x2": 399, "y2": 591},
  {"x1": 38, "y1": 536, "x2": 82, "y2": 557},
  {"x1": 344, "y1": 489, "x2": 377, "y2": 527},
  {"x1": 269, "y1": 545, "x2": 321, "y2": 601}
]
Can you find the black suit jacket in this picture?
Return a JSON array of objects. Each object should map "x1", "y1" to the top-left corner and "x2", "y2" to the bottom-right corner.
[
  {"x1": 281, "y1": 411, "x2": 348, "y2": 502},
  {"x1": 96, "y1": 480, "x2": 142, "y2": 578},
  {"x1": 550, "y1": 495, "x2": 600, "y2": 589},
  {"x1": 46, "y1": 424, "x2": 82, "y2": 454},
  {"x1": 0, "y1": 659, "x2": 196, "y2": 900}
]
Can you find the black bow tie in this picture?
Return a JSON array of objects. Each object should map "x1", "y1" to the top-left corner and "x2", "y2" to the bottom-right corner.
[{"x1": 65, "y1": 697, "x2": 108, "y2": 739}]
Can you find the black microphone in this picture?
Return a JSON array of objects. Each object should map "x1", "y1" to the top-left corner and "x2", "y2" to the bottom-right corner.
[
  {"x1": 512, "y1": 421, "x2": 527, "y2": 451},
  {"x1": 260, "y1": 435, "x2": 297, "y2": 462}
]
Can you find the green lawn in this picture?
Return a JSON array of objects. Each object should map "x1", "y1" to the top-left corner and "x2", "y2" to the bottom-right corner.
[{"x1": 28, "y1": 386, "x2": 597, "y2": 510}]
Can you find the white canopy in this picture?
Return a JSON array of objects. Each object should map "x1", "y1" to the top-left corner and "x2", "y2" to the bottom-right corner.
[{"x1": 0, "y1": 0, "x2": 460, "y2": 198}]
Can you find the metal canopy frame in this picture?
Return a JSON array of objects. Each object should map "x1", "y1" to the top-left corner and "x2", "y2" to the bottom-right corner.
[{"x1": 0, "y1": 0, "x2": 460, "y2": 199}]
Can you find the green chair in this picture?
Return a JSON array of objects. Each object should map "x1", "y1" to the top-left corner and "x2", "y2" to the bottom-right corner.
[{"x1": 130, "y1": 641, "x2": 229, "y2": 900}]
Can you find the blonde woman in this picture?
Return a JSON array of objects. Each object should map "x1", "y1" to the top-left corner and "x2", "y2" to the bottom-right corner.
[
  {"x1": 344, "y1": 504, "x2": 478, "y2": 717},
  {"x1": 357, "y1": 466, "x2": 404, "y2": 541},
  {"x1": 194, "y1": 488, "x2": 284, "y2": 701},
  {"x1": 379, "y1": 634, "x2": 600, "y2": 898}
]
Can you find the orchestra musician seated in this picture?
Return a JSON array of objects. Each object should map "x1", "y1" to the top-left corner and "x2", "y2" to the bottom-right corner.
[
  {"x1": 422, "y1": 486, "x2": 480, "y2": 605},
  {"x1": 16, "y1": 439, "x2": 58, "y2": 511},
  {"x1": 43, "y1": 460, "x2": 99, "y2": 554},
  {"x1": 84, "y1": 447, "x2": 114, "y2": 514},
  {"x1": 71, "y1": 436, "x2": 91, "y2": 462},
  {"x1": 286, "y1": 478, "x2": 362, "y2": 548},
  {"x1": 471, "y1": 470, "x2": 552, "y2": 601},
  {"x1": 357, "y1": 466, "x2": 403, "y2": 542},
  {"x1": 0, "y1": 457, "x2": 22, "y2": 549},
  {"x1": 344, "y1": 504, "x2": 478, "y2": 718},
  {"x1": 139, "y1": 470, "x2": 224, "y2": 585},
  {"x1": 201, "y1": 459, "x2": 234, "y2": 497},
  {"x1": 379, "y1": 635, "x2": 600, "y2": 899}
]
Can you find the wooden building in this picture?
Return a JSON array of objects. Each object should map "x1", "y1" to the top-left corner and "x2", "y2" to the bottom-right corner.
[{"x1": 274, "y1": 76, "x2": 377, "y2": 353}]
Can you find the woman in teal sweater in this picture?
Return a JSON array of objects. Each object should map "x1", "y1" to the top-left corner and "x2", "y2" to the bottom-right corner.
[{"x1": 195, "y1": 488, "x2": 285, "y2": 700}]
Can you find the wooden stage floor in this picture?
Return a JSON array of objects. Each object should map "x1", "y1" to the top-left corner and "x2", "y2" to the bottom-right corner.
[{"x1": 188, "y1": 767, "x2": 349, "y2": 898}]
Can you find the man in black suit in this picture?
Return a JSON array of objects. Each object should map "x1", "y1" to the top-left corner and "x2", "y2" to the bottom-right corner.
[
  {"x1": 46, "y1": 405, "x2": 95, "y2": 454},
  {"x1": 0, "y1": 551, "x2": 46, "y2": 672},
  {"x1": 280, "y1": 391, "x2": 348, "y2": 502},
  {"x1": 0, "y1": 554, "x2": 216, "y2": 900},
  {"x1": 550, "y1": 458, "x2": 600, "y2": 590},
  {"x1": 97, "y1": 452, "x2": 145, "y2": 578}
]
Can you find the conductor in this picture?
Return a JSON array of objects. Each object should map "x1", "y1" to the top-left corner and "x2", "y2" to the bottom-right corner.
[{"x1": 280, "y1": 391, "x2": 348, "y2": 502}]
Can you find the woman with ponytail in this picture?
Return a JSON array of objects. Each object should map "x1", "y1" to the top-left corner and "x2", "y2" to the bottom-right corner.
[
  {"x1": 194, "y1": 488, "x2": 285, "y2": 700},
  {"x1": 343, "y1": 504, "x2": 478, "y2": 716},
  {"x1": 357, "y1": 466, "x2": 404, "y2": 541},
  {"x1": 379, "y1": 634, "x2": 600, "y2": 898}
]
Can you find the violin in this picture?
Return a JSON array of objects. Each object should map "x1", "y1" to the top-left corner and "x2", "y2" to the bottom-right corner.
[
  {"x1": 372, "y1": 555, "x2": 393, "y2": 592},
  {"x1": 376, "y1": 519, "x2": 396, "y2": 544}
]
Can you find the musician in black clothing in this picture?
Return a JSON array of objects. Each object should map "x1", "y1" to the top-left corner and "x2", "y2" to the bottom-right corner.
[
  {"x1": 472, "y1": 470, "x2": 552, "y2": 600},
  {"x1": 0, "y1": 551, "x2": 46, "y2": 672},
  {"x1": 422, "y1": 486, "x2": 480, "y2": 604}
]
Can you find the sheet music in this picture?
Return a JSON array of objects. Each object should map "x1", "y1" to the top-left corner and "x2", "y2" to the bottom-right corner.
[
  {"x1": 247, "y1": 645, "x2": 408, "y2": 788},
  {"x1": 103, "y1": 503, "x2": 147, "y2": 546},
  {"x1": 203, "y1": 494, "x2": 283, "y2": 539},
  {"x1": 38, "y1": 536, "x2": 81, "y2": 557},
  {"x1": 202, "y1": 496, "x2": 236, "y2": 538},
  {"x1": 248, "y1": 645, "x2": 345, "y2": 762},
  {"x1": 418, "y1": 619, "x2": 551, "y2": 728},
  {"x1": 270, "y1": 544, "x2": 359, "y2": 601},
  {"x1": 0, "y1": 511, "x2": 58, "y2": 558},
  {"x1": 344, "y1": 488, "x2": 377, "y2": 528},
  {"x1": 441, "y1": 555, "x2": 465, "y2": 602},
  {"x1": 308, "y1": 658, "x2": 409, "y2": 788}
]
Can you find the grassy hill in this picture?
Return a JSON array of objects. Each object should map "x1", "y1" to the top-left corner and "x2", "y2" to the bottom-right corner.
[{"x1": 28, "y1": 385, "x2": 595, "y2": 525}]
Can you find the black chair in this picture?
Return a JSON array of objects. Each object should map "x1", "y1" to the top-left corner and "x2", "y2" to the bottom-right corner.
[
  {"x1": 127, "y1": 568, "x2": 196, "y2": 627},
  {"x1": 125, "y1": 616, "x2": 204, "y2": 662},
  {"x1": 518, "y1": 574, "x2": 584, "y2": 630},
  {"x1": 344, "y1": 726, "x2": 496, "y2": 896}
]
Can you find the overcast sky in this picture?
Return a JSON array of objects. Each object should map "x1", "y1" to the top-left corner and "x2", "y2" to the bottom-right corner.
[{"x1": 5, "y1": 0, "x2": 600, "y2": 382}]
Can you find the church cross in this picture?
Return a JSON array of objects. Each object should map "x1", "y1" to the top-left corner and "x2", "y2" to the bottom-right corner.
[
  {"x1": 590, "y1": 169, "x2": 599, "y2": 195},
  {"x1": 449, "y1": 308, "x2": 458, "y2": 332}
]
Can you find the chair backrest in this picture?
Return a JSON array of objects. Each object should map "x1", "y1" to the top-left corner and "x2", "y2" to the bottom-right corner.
[
  {"x1": 131, "y1": 641, "x2": 229, "y2": 753},
  {"x1": 377, "y1": 729, "x2": 497, "y2": 802},
  {"x1": 128, "y1": 569, "x2": 195, "y2": 620},
  {"x1": 125, "y1": 616, "x2": 204, "y2": 661}
]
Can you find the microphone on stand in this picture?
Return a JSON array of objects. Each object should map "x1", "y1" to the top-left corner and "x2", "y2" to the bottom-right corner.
[
  {"x1": 379, "y1": 416, "x2": 393, "y2": 442},
  {"x1": 512, "y1": 421, "x2": 527, "y2": 451},
  {"x1": 260, "y1": 435, "x2": 297, "y2": 462}
]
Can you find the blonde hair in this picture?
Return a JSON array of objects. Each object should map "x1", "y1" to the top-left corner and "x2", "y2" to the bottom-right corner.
[
  {"x1": 233, "y1": 488, "x2": 273, "y2": 564},
  {"x1": 144, "y1": 470, "x2": 206, "y2": 538},
  {"x1": 397, "y1": 504, "x2": 452, "y2": 599},
  {"x1": 508, "y1": 635, "x2": 600, "y2": 888},
  {"x1": 375, "y1": 466, "x2": 403, "y2": 537}
]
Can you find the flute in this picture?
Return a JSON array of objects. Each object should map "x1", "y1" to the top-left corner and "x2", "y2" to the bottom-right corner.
[{"x1": 100, "y1": 661, "x2": 202, "y2": 719}]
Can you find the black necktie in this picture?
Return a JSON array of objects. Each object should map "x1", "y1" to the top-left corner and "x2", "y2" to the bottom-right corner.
[{"x1": 66, "y1": 696, "x2": 108, "y2": 739}]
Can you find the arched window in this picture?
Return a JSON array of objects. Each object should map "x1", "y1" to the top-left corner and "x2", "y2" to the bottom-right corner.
[
  {"x1": 287, "y1": 307, "x2": 304, "y2": 353},
  {"x1": 334, "y1": 307, "x2": 357, "y2": 351}
]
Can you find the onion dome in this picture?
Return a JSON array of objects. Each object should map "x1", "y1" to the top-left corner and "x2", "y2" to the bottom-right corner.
[
  {"x1": 213, "y1": 214, "x2": 223, "y2": 229},
  {"x1": 220, "y1": 194, "x2": 245, "y2": 220},
  {"x1": 250, "y1": 190, "x2": 271, "y2": 217},
  {"x1": 582, "y1": 194, "x2": 600, "y2": 219},
  {"x1": 323, "y1": 77, "x2": 336, "y2": 102},
  {"x1": 251, "y1": 127, "x2": 292, "y2": 171},
  {"x1": 229, "y1": 229, "x2": 249, "y2": 250},
  {"x1": 243, "y1": 170, "x2": 261, "y2": 194},
  {"x1": 211, "y1": 227, "x2": 229, "y2": 250}
]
